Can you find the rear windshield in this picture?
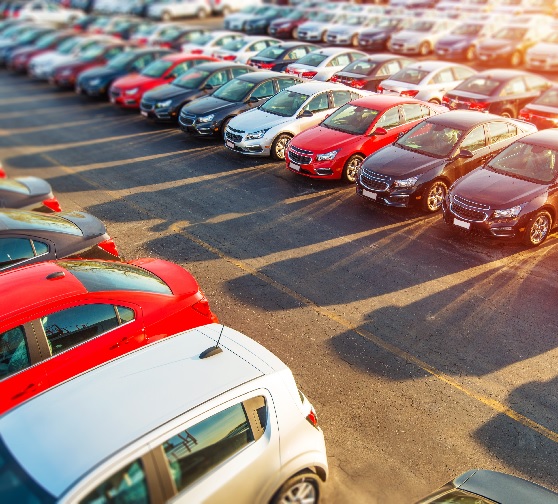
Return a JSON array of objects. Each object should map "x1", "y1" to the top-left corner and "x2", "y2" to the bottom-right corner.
[
  {"x1": 0, "y1": 180, "x2": 30, "y2": 195},
  {"x1": 341, "y1": 59, "x2": 378, "y2": 76},
  {"x1": 456, "y1": 77, "x2": 500, "y2": 96},
  {"x1": 534, "y1": 88, "x2": 558, "y2": 107},
  {"x1": 0, "y1": 210, "x2": 82, "y2": 236},
  {"x1": 59, "y1": 261, "x2": 172, "y2": 295},
  {"x1": 389, "y1": 67, "x2": 428, "y2": 85},
  {"x1": 294, "y1": 52, "x2": 328, "y2": 67}
]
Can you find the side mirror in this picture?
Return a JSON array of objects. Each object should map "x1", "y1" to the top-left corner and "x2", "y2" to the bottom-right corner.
[
  {"x1": 204, "y1": 83, "x2": 214, "y2": 90},
  {"x1": 371, "y1": 127, "x2": 387, "y2": 136},
  {"x1": 457, "y1": 148, "x2": 474, "y2": 159},
  {"x1": 248, "y1": 96, "x2": 260, "y2": 103},
  {"x1": 299, "y1": 110, "x2": 313, "y2": 118}
]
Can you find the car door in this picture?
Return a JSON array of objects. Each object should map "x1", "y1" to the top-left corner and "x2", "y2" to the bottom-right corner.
[
  {"x1": 295, "y1": 91, "x2": 331, "y2": 133},
  {"x1": 445, "y1": 124, "x2": 490, "y2": 183},
  {"x1": 361, "y1": 105, "x2": 404, "y2": 155},
  {"x1": 497, "y1": 77, "x2": 528, "y2": 116}
]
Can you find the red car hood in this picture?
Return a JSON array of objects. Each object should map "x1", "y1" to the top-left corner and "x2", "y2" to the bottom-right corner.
[
  {"x1": 112, "y1": 73, "x2": 163, "y2": 91},
  {"x1": 292, "y1": 125, "x2": 360, "y2": 153}
]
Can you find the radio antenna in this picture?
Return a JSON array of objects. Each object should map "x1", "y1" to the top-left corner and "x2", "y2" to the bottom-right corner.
[{"x1": 199, "y1": 325, "x2": 224, "y2": 359}]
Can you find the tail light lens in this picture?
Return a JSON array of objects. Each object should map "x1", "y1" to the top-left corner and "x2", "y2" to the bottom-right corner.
[
  {"x1": 222, "y1": 54, "x2": 236, "y2": 61},
  {"x1": 97, "y1": 238, "x2": 119, "y2": 257},
  {"x1": 329, "y1": 74, "x2": 339, "y2": 83},
  {"x1": 301, "y1": 70, "x2": 317, "y2": 79},
  {"x1": 0, "y1": 164, "x2": 5, "y2": 178},
  {"x1": 42, "y1": 197, "x2": 62, "y2": 212},
  {"x1": 192, "y1": 297, "x2": 218, "y2": 322},
  {"x1": 285, "y1": 66, "x2": 295, "y2": 74},
  {"x1": 377, "y1": 84, "x2": 384, "y2": 93},
  {"x1": 159, "y1": 42, "x2": 172, "y2": 49},
  {"x1": 469, "y1": 101, "x2": 489, "y2": 111},
  {"x1": 400, "y1": 89, "x2": 419, "y2": 97},
  {"x1": 306, "y1": 406, "x2": 319, "y2": 428},
  {"x1": 259, "y1": 62, "x2": 274, "y2": 70},
  {"x1": 350, "y1": 79, "x2": 366, "y2": 89},
  {"x1": 442, "y1": 95, "x2": 450, "y2": 104},
  {"x1": 190, "y1": 49, "x2": 203, "y2": 55}
]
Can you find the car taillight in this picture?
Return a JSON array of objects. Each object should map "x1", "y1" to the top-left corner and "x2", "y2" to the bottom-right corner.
[
  {"x1": 192, "y1": 297, "x2": 218, "y2": 322},
  {"x1": 442, "y1": 95, "x2": 450, "y2": 104},
  {"x1": 222, "y1": 54, "x2": 236, "y2": 61},
  {"x1": 159, "y1": 42, "x2": 172, "y2": 49},
  {"x1": 301, "y1": 70, "x2": 317, "y2": 79},
  {"x1": 400, "y1": 89, "x2": 419, "y2": 97},
  {"x1": 329, "y1": 74, "x2": 339, "y2": 83},
  {"x1": 285, "y1": 66, "x2": 295, "y2": 74},
  {"x1": 377, "y1": 84, "x2": 384, "y2": 93},
  {"x1": 350, "y1": 79, "x2": 366, "y2": 89},
  {"x1": 42, "y1": 197, "x2": 62, "y2": 212},
  {"x1": 469, "y1": 101, "x2": 489, "y2": 111},
  {"x1": 259, "y1": 62, "x2": 274, "y2": 70},
  {"x1": 0, "y1": 165, "x2": 5, "y2": 178},
  {"x1": 191, "y1": 49, "x2": 203, "y2": 54},
  {"x1": 306, "y1": 406, "x2": 319, "y2": 428},
  {"x1": 97, "y1": 238, "x2": 119, "y2": 257}
]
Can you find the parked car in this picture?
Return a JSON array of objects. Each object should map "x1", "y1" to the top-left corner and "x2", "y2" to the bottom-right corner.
[
  {"x1": 268, "y1": 7, "x2": 314, "y2": 39},
  {"x1": 0, "y1": 323, "x2": 327, "y2": 502},
  {"x1": 434, "y1": 21, "x2": 499, "y2": 62},
  {"x1": 0, "y1": 24, "x2": 53, "y2": 66},
  {"x1": 18, "y1": 0, "x2": 84, "y2": 24},
  {"x1": 443, "y1": 129, "x2": 558, "y2": 246},
  {"x1": 109, "y1": 53, "x2": 217, "y2": 109},
  {"x1": 388, "y1": 18, "x2": 456, "y2": 56},
  {"x1": 296, "y1": 11, "x2": 339, "y2": 43},
  {"x1": 0, "y1": 176, "x2": 61, "y2": 212},
  {"x1": 330, "y1": 54, "x2": 415, "y2": 92},
  {"x1": 243, "y1": 5, "x2": 293, "y2": 35},
  {"x1": 224, "y1": 81, "x2": 368, "y2": 160},
  {"x1": 325, "y1": 13, "x2": 379, "y2": 47},
  {"x1": 140, "y1": 62, "x2": 253, "y2": 122},
  {"x1": 147, "y1": 0, "x2": 212, "y2": 21},
  {"x1": 211, "y1": 0, "x2": 262, "y2": 16},
  {"x1": 286, "y1": 96, "x2": 444, "y2": 183},
  {"x1": 179, "y1": 71, "x2": 303, "y2": 138},
  {"x1": 285, "y1": 47, "x2": 367, "y2": 81},
  {"x1": 0, "y1": 258, "x2": 218, "y2": 414},
  {"x1": 222, "y1": 3, "x2": 263, "y2": 31},
  {"x1": 416, "y1": 470, "x2": 558, "y2": 503},
  {"x1": 356, "y1": 110, "x2": 536, "y2": 212},
  {"x1": 443, "y1": 69, "x2": 551, "y2": 118},
  {"x1": 525, "y1": 31, "x2": 558, "y2": 72},
  {"x1": 0, "y1": 209, "x2": 120, "y2": 271},
  {"x1": 357, "y1": 16, "x2": 413, "y2": 52},
  {"x1": 378, "y1": 60, "x2": 476, "y2": 104},
  {"x1": 77, "y1": 47, "x2": 171, "y2": 97},
  {"x1": 519, "y1": 85, "x2": 558, "y2": 130},
  {"x1": 150, "y1": 24, "x2": 207, "y2": 51},
  {"x1": 248, "y1": 40, "x2": 318, "y2": 71},
  {"x1": 181, "y1": 30, "x2": 243, "y2": 56},
  {"x1": 212, "y1": 35, "x2": 279, "y2": 64}
]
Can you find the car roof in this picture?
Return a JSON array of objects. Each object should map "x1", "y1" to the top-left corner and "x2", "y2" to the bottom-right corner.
[
  {"x1": 405, "y1": 60, "x2": 466, "y2": 72},
  {"x1": 475, "y1": 68, "x2": 538, "y2": 80},
  {"x1": 281, "y1": 80, "x2": 354, "y2": 95},
  {"x1": 275, "y1": 41, "x2": 316, "y2": 49},
  {"x1": 350, "y1": 95, "x2": 425, "y2": 109},
  {"x1": 0, "y1": 324, "x2": 285, "y2": 498},
  {"x1": 427, "y1": 110, "x2": 513, "y2": 129},
  {"x1": 163, "y1": 52, "x2": 212, "y2": 63},
  {"x1": 307, "y1": 47, "x2": 364, "y2": 57},
  {"x1": 237, "y1": 70, "x2": 288, "y2": 82},
  {"x1": 191, "y1": 61, "x2": 251, "y2": 71},
  {"x1": 359, "y1": 53, "x2": 411, "y2": 63},
  {"x1": 0, "y1": 209, "x2": 83, "y2": 235},
  {"x1": 520, "y1": 129, "x2": 558, "y2": 149}
]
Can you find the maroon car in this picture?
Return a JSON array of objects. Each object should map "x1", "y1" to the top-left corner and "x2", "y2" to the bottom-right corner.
[
  {"x1": 519, "y1": 85, "x2": 558, "y2": 130},
  {"x1": 268, "y1": 8, "x2": 315, "y2": 39},
  {"x1": 9, "y1": 30, "x2": 74, "y2": 73}
]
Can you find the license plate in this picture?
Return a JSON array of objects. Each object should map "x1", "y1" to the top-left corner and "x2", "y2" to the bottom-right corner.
[
  {"x1": 226, "y1": 140, "x2": 234, "y2": 149},
  {"x1": 363, "y1": 189, "x2": 377, "y2": 200},
  {"x1": 289, "y1": 162, "x2": 300, "y2": 172},
  {"x1": 140, "y1": 111, "x2": 148, "y2": 117},
  {"x1": 454, "y1": 218, "x2": 470, "y2": 230}
]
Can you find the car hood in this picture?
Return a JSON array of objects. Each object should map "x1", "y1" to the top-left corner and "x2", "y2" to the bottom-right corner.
[
  {"x1": 360, "y1": 27, "x2": 390, "y2": 37},
  {"x1": 527, "y1": 42, "x2": 558, "y2": 56},
  {"x1": 30, "y1": 50, "x2": 65, "y2": 65},
  {"x1": 478, "y1": 38, "x2": 514, "y2": 52},
  {"x1": 112, "y1": 73, "x2": 158, "y2": 90},
  {"x1": 143, "y1": 84, "x2": 197, "y2": 101},
  {"x1": 181, "y1": 95, "x2": 236, "y2": 115},
  {"x1": 327, "y1": 25, "x2": 355, "y2": 35},
  {"x1": 15, "y1": 176, "x2": 52, "y2": 197},
  {"x1": 454, "y1": 167, "x2": 546, "y2": 207},
  {"x1": 292, "y1": 125, "x2": 359, "y2": 152},
  {"x1": 61, "y1": 211, "x2": 106, "y2": 239},
  {"x1": 364, "y1": 145, "x2": 443, "y2": 177},
  {"x1": 231, "y1": 108, "x2": 291, "y2": 131},
  {"x1": 270, "y1": 17, "x2": 296, "y2": 27}
]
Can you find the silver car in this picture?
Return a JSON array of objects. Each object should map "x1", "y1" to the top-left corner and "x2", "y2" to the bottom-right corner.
[
  {"x1": 325, "y1": 14, "x2": 381, "y2": 46},
  {"x1": 525, "y1": 31, "x2": 558, "y2": 72},
  {"x1": 224, "y1": 81, "x2": 369, "y2": 160},
  {"x1": 388, "y1": 18, "x2": 456, "y2": 56},
  {"x1": 296, "y1": 11, "x2": 341, "y2": 43},
  {"x1": 284, "y1": 47, "x2": 367, "y2": 81}
]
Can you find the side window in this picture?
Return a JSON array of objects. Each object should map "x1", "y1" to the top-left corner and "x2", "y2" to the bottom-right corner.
[
  {"x1": 169, "y1": 62, "x2": 189, "y2": 78},
  {"x1": 231, "y1": 67, "x2": 249, "y2": 78},
  {"x1": 277, "y1": 78, "x2": 299, "y2": 91},
  {"x1": 250, "y1": 41, "x2": 268, "y2": 52},
  {"x1": 0, "y1": 326, "x2": 30, "y2": 380},
  {"x1": 131, "y1": 54, "x2": 152, "y2": 71},
  {"x1": 488, "y1": 121, "x2": 516, "y2": 144},
  {"x1": 502, "y1": 78, "x2": 527, "y2": 96},
  {"x1": 524, "y1": 74, "x2": 548, "y2": 92},
  {"x1": 380, "y1": 61, "x2": 402, "y2": 76},
  {"x1": 252, "y1": 80, "x2": 275, "y2": 99},
  {"x1": 460, "y1": 125, "x2": 486, "y2": 152},
  {"x1": 431, "y1": 68, "x2": 455, "y2": 84},
  {"x1": 331, "y1": 90, "x2": 353, "y2": 107},
  {"x1": 376, "y1": 106, "x2": 401, "y2": 129},
  {"x1": 402, "y1": 103, "x2": 426, "y2": 122},
  {"x1": 452, "y1": 66, "x2": 475, "y2": 81},
  {"x1": 349, "y1": 91, "x2": 361, "y2": 101},
  {"x1": 80, "y1": 459, "x2": 149, "y2": 504},
  {"x1": 216, "y1": 35, "x2": 235, "y2": 47},
  {"x1": 286, "y1": 48, "x2": 307, "y2": 60},
  {"x1": 350, "y1": 52, "x2": 365, "y2": 61},
  {"x1": 328, "y1": 54, "x2": 350, "y2": 67},
  {"x1": 305, "y1": 93, "x2": 329, "y2": 112},
  {"x1": 162, "y1": 398, "x2": 266, "y2": 493},
  {"x1": 41, "y1": 304, "x2": 125, "y2": 355},
  {"x1": 207, "y1": 70, "x2": 228, "y2": 87},
  {"x1": 0, "y1": 238, "x2": 41, "y2": 268},
  {"x1": 105, "y1": 47, "x2": 124, "y2": 60}
]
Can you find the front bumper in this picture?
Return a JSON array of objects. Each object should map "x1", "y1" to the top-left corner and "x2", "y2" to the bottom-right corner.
[
  {"x1": 51, "y1": 73, "x2": 77, "y2": 87},
  {"x1": 356, "y1": 169, "x2": 423, "y2": 208},
  {"x1": 476, "y1": 50, "x2": 512, "y2": 65},
  {"x1": 268, "y1": 25, "x2": 293, "y2": 38},
  {"x1": 285, "y1": 147, "x2": 344, "y2": 180},
  {"x1": 388, "y1": 40, "x2": 421, "y2": 54},
  {"x1": 140, "y1": 101, "x2": 179, "y2": 122},
  {"x1": 326, "y1": 33, "x2": 352, "y2": 45},
  {"x1": 297, "y1": 31, "x2": 322, "y2": 42},
  {"x1": 435, "y1": 45, "x2": 468, "y2": 59},
  {"x1": 224, "y1": 127, "x2": 270, "y2": 156},
  {"x1": 358, "y1": 37, "x2": 387, "y2": 50},
  {"x1": 525, "y1": 56, "x2": 558, "y2": 72},
  {"x1": 110, "y1": 89, "x2": 141, "y2": 108},
  {"x1": 178, "y1": 113, "x2": 221, "y2": 137}
]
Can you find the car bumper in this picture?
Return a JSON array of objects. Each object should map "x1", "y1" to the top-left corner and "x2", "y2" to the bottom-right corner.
[
  {"x1": 285, "y1": 152, "x2": 344, "y2": 180},
  {"x1": 110, "y1": 92, "x2": 141, "y2": 108},
  {"x1": 476, "y1": 51, "x2": 512, "y2": 64},
  {"x1": 51, "y1": 74, "x2": 77, "y2": 87},
  {"x1": 139, "y1": 104, "x2": 178, "y2": 122},
  {"x1": 268, "y1": 26, "x2": 292, "y2": 38},
  {"x1": 358, "y1": 39, "x2": 387, "y2": 50},
  {"x1": 326, "y1": 34, "x2": 352, "y2": 45},
  {"x1": 388, "y1": 41, "x2": 421, "y2": 54},
  {"x1": 297, "y1": 32, "x2": 322, "y2": 41},
  {"x1": 525, "y1": 57, "x2": 558, "y2": 72},
  {"x1": 178, "y1": 117, "x2": 220, "y2": 136},
  {"x1": 435, "y1": 46, "x2": 468, "y2": 59}
]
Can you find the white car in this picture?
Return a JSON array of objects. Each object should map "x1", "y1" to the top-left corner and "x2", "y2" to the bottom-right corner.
[
  {"x1": 147, "y1": 0, "x2": 212, "y2": 21},
  {"x1": 212, "y1": 36, "x2": 279, "y2": 64},
  {"x1": 18, "y1": 0, "x2": 84, "y2": 24},
  {"x1": 388, "y1": 18, "x2": 456, "y2": 56},
  {"x1": 224, "y1": 80, "x2": 369, "y2": 159},
  {"x1": 524, "y1": 32, "x2": 558, "y2": 72},
  {"x1": 181, "y1": 30, "x2": 243, "y2": 56},
  {"x1": 296, "y1": 11, "x2": 341, "y2": 43},
  {"x1": 378, "y1": 60, "x2": 476, "y2": 104},
  {"x1": 285, "y1": 47, "x2": 367, "y2": 81},
  {"x1": 214, "y1": 0, "x2": 262, "y2": 17},
  {"x1": 0, "y1": 324, "x2": 328, "y2": 504},
  {"x1": 325, "y1": 13, "x2": 381, "y2": 46}
]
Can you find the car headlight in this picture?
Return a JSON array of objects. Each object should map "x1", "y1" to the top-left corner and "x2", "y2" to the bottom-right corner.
[
  {"x1": 89, "y1": 77, "x2": 101, "y2": 86},
  {"x1": 393, "y1": 176, "x2": 419, "y2": 188},
  {"x1": 245, "y1": 129, "x2": 269, "y2": 140},
  {"x1": 492, "y1": 205, "x2": 522, "y2": 219},
  {"x1": 197, "y1": 114, "x2": 214, "y2": 123},
  {"x1": 155, "y1": 99, "x2": 172, "y2": 108},
  {"x1": 125, "y1": 87, "x2": 139, "y2": 95},
  {"x1": 316, "y1": 149, "x2": 340, "y2": 161}
]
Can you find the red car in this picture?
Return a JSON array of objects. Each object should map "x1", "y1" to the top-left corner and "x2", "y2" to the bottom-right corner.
[
  {"x1": 286, "y1": 95, "x2": 446, "y2": 183},
  {"x1": 51, "y1": 41, "x2": 129, "y2": 88},
  {"x1": 109, "y1": 53, "x2": 218, "y2": 109},
  {"x1": 8, "y1": 30, "x2": 74, "y2": 73},
  {"x1": 0, "y1": 258, "x2": 218, "y2": 414}
]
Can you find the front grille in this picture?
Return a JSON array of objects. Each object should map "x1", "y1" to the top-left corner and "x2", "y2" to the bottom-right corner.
[
  {"x1": 289, "y1": 146, "x2": 313, "y2": 165},
  {"x1": 359, "y1": 168, "x2": 390, "y2": 191},
  {"x1": 450, "y1": 195, "x2": 489, "y2": 222},
  {"x1": 141, "y1": 101, "x2": 154, "y2": 111},
  {"x1": 298, "y1": 31, "x2": 308, "y2": 38},
  {"x1": 226, "y1": 127, "x2": 244, "y2": 143},
  {"x1": 180, "y1": 113, "x2": 195, "y2": 126}
]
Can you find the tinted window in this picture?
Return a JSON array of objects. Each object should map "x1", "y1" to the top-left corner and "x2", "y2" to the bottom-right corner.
[
  {"x1": 141, "y1": 60, "x2": 173, "y2": 78},
  {"x1": 328, "y1": 54, "x2": 351, "y2": 67},
  {"x1": 58, "y1": 261, "x2": 172, "y2": 294},
  {"x1": 376, "y1": 106, "x2": 401, "y2": 129},
  {"x1": 323, "y1": 104, "x2": 379, "y2": 135},
  {"x1": 170, "y1": 61, "x2": 194, "y2": 79},
  {"x1": 390, "y1": 67, "x2": 428, "y2": 85},
  {"x1": 257, "y1": 45, "x2": 284, "y2": 59},
  {"x1": 213, "y1": 79, "x2": 254, "y2": 102},
  {"x1": 260, "y1": 90, "x2": 309, "y2": 117},
  {"x1": 231, "y1": 67, "x2": 249, "y2": 78},
  {"x1": 488, "y1": 121, "x2": 516, "y2": 144},
  {"x1": 277, "y1": 78, "x2": 300, "y2": 91},
  {"x1": 0, "y1": 238, "x2": 36, "y2": 268},
  {"x1": 460, "y1": 125, "x2": 486, "y2": 151},
  {"x1": 431, "y1": 68, "x2": 455, "y2": 85},
  {"x1": 252, "y1": 80, "x2": 275, "y2": 99},
  {"x1": 207, "y1": 70, "x2": 228, "y2": 87},
  {"x1": 117, "y1": 306, "x2": 135, "y2": 323},
  {"x1": 286, "y1": 47, "x2": 309, "y2": 60},
  {"x1": 0, "y1": 210, "x2": 82, "y2": 236},
  {"x1": 402, "y1": 103, "x2": 426, "y2": 122},
  {"x1": 81, "y1": 459, "x2": 149, "y2": 504},
  {"x1": 305, "y1": 93, "x2": 329, "y2": 112},
  {"x1": 398, "y1": 121, "x2": 463, "y2": 158},
  {"x1": 343, "y1": 59, "x2": 377, "y2": 76},
  {"x1": 0, "y1": 326, "x2": 30, "y2": 380},
  {"x1": 163, "y1": 403, "x2": 253, "y2": 492},
  {"x1": 295, "y1": 52, "x2": 328, "y2": 67},
  {"x1": 457, "y1": 77, "x2": 500, "y2": 96},
  {"x1": 331, "y1": 90, "x2": 353, "y2": 107},
  {"x1": 502, "y1": 78, "x2": 527, "y2": 96}
]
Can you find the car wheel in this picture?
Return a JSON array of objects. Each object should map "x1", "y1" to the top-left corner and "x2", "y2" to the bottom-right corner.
[
  {"x1": 510, "y1": 50, "x2": 522, "y2": 67},
  {"x1": 465, "y1": 45, "x2": 476, "y2": 61},
  {"x1": 422, "y1": 180, "x2": 447, "y2": 213},
  {"x1": 271, "y1": 472, "x2": 321, "y2": 504},
  {"x1": 220, "y1": 116, "x2": 233, "y2": 140},
  {"x1": 418, "y1": 41, "x2": 431, "y2": 56},
  {"x1": 271, "y1": 133, "x2": 292, "y2": 161},
  {"x1": 501, "y1": 109, "x2": 515, "y2": 118},
  {"x1": 523, "y1": 210, "x2": 552, "y2": 246},
  {"x1": 343, "y1": 154, "x2": 364, "y2": 183},
  {"x1": 162, "y1": 10, "x2": 172, "y2": 21}
]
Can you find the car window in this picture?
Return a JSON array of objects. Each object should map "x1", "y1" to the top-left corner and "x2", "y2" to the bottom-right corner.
[
  {"x1": 231, "y1": 67, "x2": 249, "y2": 78},
  {"x1": 330, "y1": 90, "x2": 353, "y2": 108},
  {"x1": 431, "y1": 68, "x2": 455, "y2": 84},
  {"x1": 287, "y1": 47, "x2": 310, "y2": 60},
  {"x1": 376, "y1": 106, "x2": 401, "y2": 129},
  {"x1": 131, "y1": 54, "x2": 154, "y2": 71},
  {"x1": 249, "y1": 40, "x2": 269, "y2": 52},
  {"x1": 452, "y1": 66, "x2": 475, "y2": 81},
  {"x1": 460, "y1": 125, "x2": 486, "y2": 152},
  {"x1": 0, "y1": 238, "x2": 44, "y2": 269},
  {"x1": 502, "y1": 78, "x2": 527, "y2": 96},
  {"x1": 80, "y1": 459, "x2": 149, "y2": 504},
  {"x1": 402, "y1": 103, "x2": 428, "y2": 122},
  {"x1": 487, "y1": 121, "x2": 516, "y2": 144},
  {"x1": 350, "y1": 52, "x2": 365, "y2": 61},
  {"x1": 304, "y1": 93, "x2": 329, "y2": 112},
  {"x1": 328, "y1": 54, "x2": 351, "y2": 67},
  {"x1": 524, "y1": 74, "x2": 548, "y2": 92},
  {"x1": 252, "y1": 80, "x2": 275, "y2": 99},
  {"x1": 277, "y1": 77, "x2": 300, "y2": 91},
  {"x1": 169, "y1": 61, "x2": 192, "y2": 79},
  {"x1": 0, "y1": 326, "x2": 30, "y2": 380},
  {"x1": 105, "y1": 47, "x2": 124, "y2": 60},
  {"x1": 380, "y1": 61, "x2": 402, "y2": 76},
  {"x1": 207, "y1": 70, "x2": 228, "y2": 87},
  {"x1": 161, "y1": 398, "x2": 266, "y2": 493}
]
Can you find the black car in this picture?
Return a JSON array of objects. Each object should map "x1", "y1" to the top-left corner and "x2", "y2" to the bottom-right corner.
[
  {"x1": 76, "y1": 48, "x2": 172, "y2": 98},
  {"x1": 0, "y1": 25, "x2": 53, "y2": 66},
  {"x1": 140, "y1": 62, "x2": 254, "y2": 123},
  {"x1": 178, "y1": 71, "x2": 303, "y2": 139},
  {"x1": 0, "y1": 176, "x2": 61, "y2": 213},
  {"x1": 356, "y1": 111, "x2": 537, "y2": 213},
  {"x1": 249, "y1": 41, "x2": 319, "y2": 72},
  {"x1": 330, "y1": 54, "x2": 415, "y2": 92},
  {"x1": 357, "y1": 17, "x2": 411, "y2": 52},
  {"x1": 0, "y1": 209, "x2": 120, "y2": 272},
  {"x1": 434, "y1": 21, "x2": 496, "y2": 62},
  {"x1": 243, "y1": 6, "x2": 294, "y2": 35},
  {"x1": 151, "y1": 25, "x2": 207, "y2": 51},
  {"x1": 443, "y1": 69, "x2": 551, "y2": 118},
  {"x1": 416, "y1": 469, "x2": 558, "y2": 503}
]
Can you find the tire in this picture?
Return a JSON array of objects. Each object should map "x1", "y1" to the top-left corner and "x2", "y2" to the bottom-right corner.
[
  {"x1": 220, "y1": 116, "x2": 233, "y2": 140},
  {"x1": 510, "y1": 50, "x2": 522, "y2": 67},
  {"x1": 271, "y1": 472, "x2": 321, "y2": 504},
  {"x1": 321, "y1": 31, "x2": 328, "y2": 43},
  {"x1": 342, "y1": 154, "x2": 364, "y2": 183},
  {"x1": 464, "y1": 45, "x2": 475, "y2": 62},
  {"x1": 421, "y1": 180, "x2": 447, "y2": 213},
  {"x1": 271, "y1": 133, "x2": 292, "y2": 161},
  {"x1": 161, "y1": 10, "x2": 172, "y2": 21},
  {"x1": 523, "y1": 211, "x2": 552, "y2": 247},
  {"x1": 428, "y1": 98, "x2": 440, "y2": 104},
  {"x1": 418, "y1": 41, "x2": 431, "y2": 56}
]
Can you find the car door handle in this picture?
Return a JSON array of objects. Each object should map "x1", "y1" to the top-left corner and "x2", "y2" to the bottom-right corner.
[
  {"x1": 109, "y1": 336, "x2": 130, "y2": 350},
  {"x1": 12, "y1": 383, "x2": 37, "y2": 400}
]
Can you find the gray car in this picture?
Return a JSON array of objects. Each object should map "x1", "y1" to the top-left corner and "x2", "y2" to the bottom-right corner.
[{"x1": 0, "y1": 176, "x2": 61, "y2": 213}]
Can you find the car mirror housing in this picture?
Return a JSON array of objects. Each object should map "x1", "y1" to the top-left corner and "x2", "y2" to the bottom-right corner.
[
  {"x1": 249, "y1": 96, "x2": 260, "y2": 103},
  {"x1": 371, "y1": 127, "x2": 387, "y2": 136},
  {"x1": 299, "y1": 110, "x2": 313, "y2": 118},
  {"x1": 204, "y1": 83, "x2": 214, "y2": 90},
  {"x1": 458, "y1": 148, "x2": 474, "y2": 159}
]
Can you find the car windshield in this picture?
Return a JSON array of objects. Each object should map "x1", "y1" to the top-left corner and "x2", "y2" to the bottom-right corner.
[
  {"x1": 456, "y1": 76, "x2": 500, "y2": 96},
  {"x1": 213, "y1": 78, "x2": 255, "y2": 102},
  {"x1": 141, "y1": 59, "x2": 172, "y2": 77},
  {"x1": 294, "y1": 52, "x2": 328, "y2": 67},
  {"x1": 260, "y1": 90, "x2": 309, "y2": 117},
  {"x1": 322, "y1": 104, "x2": 379, "y2": 135},
  {"x1": 488, "y1": 141, "x2": 558, "y2": 183},
  {"x1": 408, "y1": 20, "x2": 435, "y2": 32},
  {"x1": 341, "y1": 59, "x2": 378, "y2": 76},
  {"x1": 17, "y1": 29, "x2": 44, "y2": 44},
  {"x1": 534, "y1": 87, "x2": 558, "y2": 106},
  {"x1": 79, "y1": 45, "x2": 106, "y2": 62},
  {"x1": 254, "y1": 6, "x2": 273, "y2": 15},
  {"x1": 57, "y1": 37, "x2": 80, "y2": 54},
  {"x1": 108, "y1": 51, "x2": 137, "y2": 70},
  {"x1": 222, "y1": 37, "x2": 246, "y2": 52},
  {"x1": 173, "y1": 68, "x2": 210, "y2": 89},
  {"x1": 35, "y1": 32, "x2": 58, "y2": 49},
  {"x1": 0, "y1": 210, "x2": 82, "y2": 235},
  {"x1": 396, "y1": 121, "x2": 463, "y2": 158},
  {"x1": 254, "y1": 44, "x2": 284, "y2": 59},
  {"x1": 376, "y1": 18, "x2": 400, "y2": 28},
  {"x1": 389, "y1": 67, "x2": 428, "y2": 85},
  {"x1": 134, "y1": 23, "x2": 156, "y2": 37},
  {"x1": 451, "y1": 23, "x2": 482, "y2": 36},
  {"x1": 493, "y1": 26, "x2": 526, "y2": 40},
  {"x1": 285, "y1": 9, "x2": 304, "y2": 20},
  {"x1": 59, "y1": 260, "x2": 172, "y2": 294}
]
